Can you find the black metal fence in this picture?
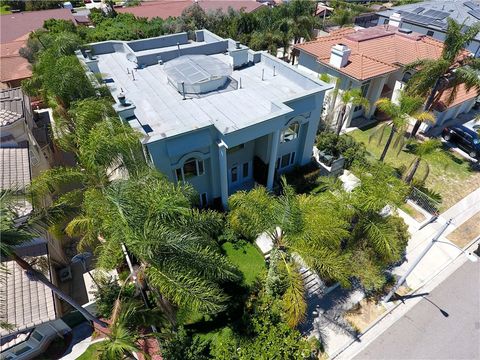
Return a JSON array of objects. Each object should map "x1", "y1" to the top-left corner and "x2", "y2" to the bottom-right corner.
[{"x1": 407, "y1": 187, "x2": 440, "y2": 215}]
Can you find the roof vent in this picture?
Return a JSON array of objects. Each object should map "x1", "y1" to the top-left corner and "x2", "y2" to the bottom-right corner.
[
  {"x1": 398, "y1": 27, "x2": 412, "y2": 34},
  {"x1": 389, "y1": 12, "x2": 402, "y2": 27},
  {"x1": 330, "y1": 44, "x2": 351, "y2": 68},
  {"x1": 117, "y1": 93, "x2": 127, "y2": 106}
]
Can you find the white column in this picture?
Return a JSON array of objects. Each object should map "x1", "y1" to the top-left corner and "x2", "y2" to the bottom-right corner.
[
  {"x1": 217, "y1": 140, "x2": 229, "y2": 209},
  {"x1": 267, "y1": 130, "x2": 280, "y2": 191},
  {"x1": 366, "y1": 76, "x2": 387, "y2": 118}
]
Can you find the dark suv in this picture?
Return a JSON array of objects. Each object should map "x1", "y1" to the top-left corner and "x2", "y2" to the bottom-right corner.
[{"x1": 442, "y1": 125, "x2": 480, "y2": 159}]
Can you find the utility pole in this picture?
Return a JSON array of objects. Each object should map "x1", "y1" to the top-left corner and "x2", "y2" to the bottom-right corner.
[{"x1": 383, "y1": 219, "x2": 452, "y2": 303}]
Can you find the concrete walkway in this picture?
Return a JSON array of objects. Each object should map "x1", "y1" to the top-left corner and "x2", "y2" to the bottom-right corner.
[{"x1": 327, "y1": 187, "x2": 480, "y2": 359}]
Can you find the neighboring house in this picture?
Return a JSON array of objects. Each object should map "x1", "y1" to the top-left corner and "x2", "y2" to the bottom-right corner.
[
  {"x1": 0, "y1": 87, "x2": 55, "y2": 177},
  {"x1": 116, "y1": 0, "x2": 265, "y2": 20},
  {"x1": 77, "y1": 30, "x2": 331, "y2": 208},
  {"x1": 295, "y1": 25, "x2": 477, "y2": 130},
  {"x1": 0, "y1": 238, "x2": 70, "y2": 360},
  {"x1": 0, "y1": 41, "x2": 31, "y2": 89},
  {"x1": 375, "y1": 0, "x2": 480, "y2": 57},
  {"x1": 0, "y1": 147, "x2": 69, "y2": 360},
  {"x1": 0, "y1": 8, "x2": 80, "y2": 88}
]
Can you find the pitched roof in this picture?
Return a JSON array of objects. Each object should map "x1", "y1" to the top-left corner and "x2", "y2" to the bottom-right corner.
[
  {"x1": 377, "y1": 0, "x2": 480, "y2": 39},
  {"x1": 116, "y1": 0, "x2": 264, "y2": 19},
  {"x1": 0, "y1": 41, "x2": 31, "y2": 83},
  {"x1": 0, "y1": 8, "x2": 75, "y2": 44},
  {"x1": 0, "y1": 87, "x2": 26, "y2": 126},
  {"x1": 0, "y1": 238, "x2": 56, "y2": 339},
  {"x1": 295, "y1": 25, "x2": 444, "y2": 81},
  {"x1": 432, "y1": 84, "x2": 479, "y2": 111},
  {"x1": 0, "y1": 147, "x2": 31, "y2": 191}
]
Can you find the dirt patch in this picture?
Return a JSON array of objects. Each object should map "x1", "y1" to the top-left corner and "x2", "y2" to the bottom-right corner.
[
  {"x1": 447, "y1": 212, "x2": 480, "y2": 248},
  {"x1": 401, "y1": 203, "x2": 427, "y2": 222},
  {"x1": 344, "y1": 299, "x2": 386, "y2": 333}
]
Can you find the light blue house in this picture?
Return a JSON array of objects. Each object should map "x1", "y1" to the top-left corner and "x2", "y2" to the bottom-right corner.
[{"x1": 78, "y1": 30, "x2": 331, "y2": 208}]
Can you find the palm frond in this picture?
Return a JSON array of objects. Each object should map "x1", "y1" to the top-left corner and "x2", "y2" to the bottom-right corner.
[
  {"x1": 146, "y1": 265, "x2": 229, "y2": 315},
  {"x1": 282, "y1": 260, "x2": 306, "y2": 328}
]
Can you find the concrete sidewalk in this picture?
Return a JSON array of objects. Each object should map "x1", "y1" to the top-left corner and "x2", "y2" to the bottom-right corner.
[{"x1": 325, "y1": 188, "x2": 480, "y2": 358}]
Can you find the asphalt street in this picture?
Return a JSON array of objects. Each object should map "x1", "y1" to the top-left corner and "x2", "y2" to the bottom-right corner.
[{"x1": 354, "y1": 259, "x2": 480, "y2": 360}]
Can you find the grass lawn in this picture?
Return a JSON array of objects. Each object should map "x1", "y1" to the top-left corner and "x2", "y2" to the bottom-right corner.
[
  {"x1": 222, "y1": 241, "x2": 265, "y2": 286},
  {"x1": 349, "y1": 124, "x2": 480, "y2": 212},
  {"x1": 0, "y1": 5, "x2": 11, "y2": 14},
  {"x1": 76, "y1": 342, "x2": 103, "y2": 360}
]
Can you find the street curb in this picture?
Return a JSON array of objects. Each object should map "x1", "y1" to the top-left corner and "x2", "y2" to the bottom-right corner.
[{"x1": 330, "y1": 238, "x2": 479, "y2": 360}]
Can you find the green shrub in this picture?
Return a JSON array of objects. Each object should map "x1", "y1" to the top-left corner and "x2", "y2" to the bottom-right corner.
[
  {"x1": 284, "y1": 162, "x2": 321, "y2": 194},
  {"x1": 317, "y1": 132, "x2": 368, "y2": 168}
]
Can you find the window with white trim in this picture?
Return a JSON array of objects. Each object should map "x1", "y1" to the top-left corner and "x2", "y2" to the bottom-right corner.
[
  {"x1": 281, "y1": 122, "x2": 299, "y2": 142},
  {"x1": 278, "y1": 152, "x2": 296, "y2": 169},
  {"x1": 175, "y1": 158, "x2": 204, "y2": 181}
]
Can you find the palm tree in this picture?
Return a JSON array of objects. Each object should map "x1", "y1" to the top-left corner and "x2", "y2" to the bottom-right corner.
[
  {"x1": 328, "y1": 8, "x2": 354, "y2": 28},
  {"x1": 98, "y1": 300, "x2": 165, "y2": 360},
  {"x1": 70, "y1": 169, "x2": 240, "y2": 316},
  {"x1": 371, "y1": 95, "x2": 435, "y2": 162},
  {"x1": 404, "y1": 139, "x2": 444, "y2": 184},
  {"x1": 346, "y1": 162, "x2": 409, "y2": 264},
  {"x1": 228, "y1": 178, "x2": 351, "y2": 327},
  {"x1": 405, "y1": 19, "x2": 480, "y2": 137},
  {"x1": 30, "y1": 100, "x2": 145, "y2": 245},
  {"x1": 0, "y1": 192, "x2": 107, "y2": 328},
  {"x1": 333, "y1": 88, "x2": 370, "y2": 135}
]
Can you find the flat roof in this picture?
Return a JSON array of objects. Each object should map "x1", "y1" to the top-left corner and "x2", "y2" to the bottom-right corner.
[{"x1": 92, "y1": 34, "x2": 329, "y2": 143}]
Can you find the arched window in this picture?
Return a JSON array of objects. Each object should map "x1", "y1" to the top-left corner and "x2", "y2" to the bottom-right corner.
[
  {"x1": 175, "y1": 157, "x2": 204, "y2": 181},
  {"x1": 281, "y1": 122, "x2": 299, "y2": 143}
]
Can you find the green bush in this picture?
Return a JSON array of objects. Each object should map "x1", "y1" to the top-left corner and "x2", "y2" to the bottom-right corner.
[
  {"x1": 317, "y1": 132, "x2": 368, "y2": 168},
  {"x1": 284, "y1": 162, "x2": 321, "y2": 194}
]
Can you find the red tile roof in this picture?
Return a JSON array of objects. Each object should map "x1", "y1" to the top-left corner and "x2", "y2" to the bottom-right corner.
[
  {"x1": 116, "y1": 0, "x2": 264, "y2": 19},
  {"x1": 432, "y1": 84, "x2": 478, "y2": 112},
  {"x1": 0, "y1": 41, "x2": 31, "y2": 83},
  {"x1": 295, "y1": 26, "x2": 444, "y2": 81},
  {"x1": 1, "y1": 8, "x2": 76, "y2": 44}
]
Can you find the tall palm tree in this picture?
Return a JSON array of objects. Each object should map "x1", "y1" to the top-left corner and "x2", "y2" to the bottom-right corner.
[
  {"x1": 0, "y1": 192, "x2": 107, "y2": 328},
  {"x1": 405, "y1": 19, "x2": 480, "y2": 137},
  {"x1": 30, "y1": 100, "x2": 145, "y2": 244},
  {"x1": 70, "y1": 169, "x2": 240, "y2": 316},
  {"x1": 333, "y1": 88, "x2": 370, "y2": 135},
  {"x1": 228, "y1": 178, "x2": 351, "y2": 327},
  {"x1": 371, "y1": 95, "x2": 435, "y2": 162},
  {"x1": 404, "y1": 139, "x2": 445, "y2": 184}
]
